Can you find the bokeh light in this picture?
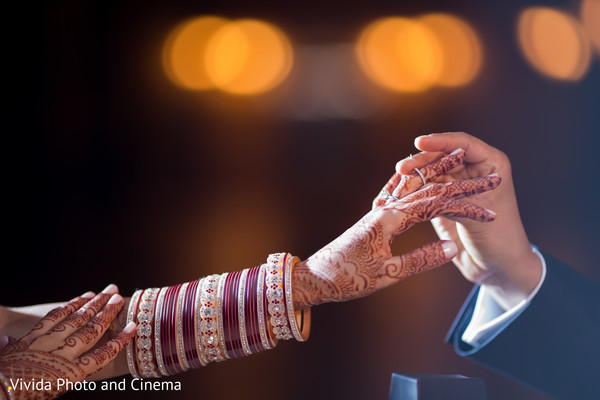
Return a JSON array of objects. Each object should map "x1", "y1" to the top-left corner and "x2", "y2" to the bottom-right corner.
[
  {"x1": 205, "y1": 19, "x2": 293, "y2": 95},
  {"x1": 581, "y1": 0, "x2": 600, "y2": 56},
  {"x1": 518, "y1": 7, "x2": 591, "y2": 81},
  {"x1": 163, "y1": 16, "x2": 228, "y2": 90},
  {"x1": 356, "y1": 17, "x2": 442, "y2": 92},
  {"x1": 163, "y1": 17, "x2": 292, "y2": 95},
  {"x1": 419, "y1": 13, "x2": 483, "y2": 87}
]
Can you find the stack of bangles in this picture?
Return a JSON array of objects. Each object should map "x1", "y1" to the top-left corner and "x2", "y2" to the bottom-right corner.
[{"x1": 126, "y1": 253, "x2": 311, "y2": 378}]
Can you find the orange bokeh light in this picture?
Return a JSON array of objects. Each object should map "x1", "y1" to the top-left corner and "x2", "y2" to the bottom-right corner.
[
  {"x1": 518, "y1": 7, "x2": 591, "y2": 81},
  {"x1": 581, "y1": 0, "x2": 600, "y2": 55},
  {"x1": 163, "y1": 17, "x2": 292, "y2": 95},
  {"x1": 205, "y1": 19, "x2": 293, "y2": 95},
  {"x1": 356, "y1": 17, "x2": 442, "y2": 92},
  {"x1": 163, "y1": 16, "x2": 228, "y2": 90},
  {"x1": 419, "y1": 13, "x2": 483, "y2": 87}
]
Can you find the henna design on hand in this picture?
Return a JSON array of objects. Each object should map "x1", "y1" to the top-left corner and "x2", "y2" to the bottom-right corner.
[
  {"x1": 51, "y1": 297, "x2": 122, "y2": 359},
  {"x1": 0, "y1": 289, "x2": 135, "y2": 400},
  {"x1": 402, "y1": 175, "x2": 501, "y2": 202},
  {"x1": 383, "y1": 241, "x2": 449, "y2": 280},
  {"x1": 77, "y1": 330, "x2": 133, "y2": 375},
  {"x1": 373, "y1": 149, "x2": 465, "y2": 208},
  {"x1": 22, "y1": 295, "x2": 93, "y2": 344},
  {"x1": 294, "y1": 176, "x2": 499, "y2": 309},
  {"x1": 46, "y1": 293, "x2": 111, "y2": 336}
]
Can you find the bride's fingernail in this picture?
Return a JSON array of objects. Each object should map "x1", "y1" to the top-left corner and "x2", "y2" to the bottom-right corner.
[
  {"x1": 123, "y1": 321, "x2": 137, "y2": 334},
  {"x1": 485, "y1": 208, "x2": 497, "y2": 216},
  {"x1": 487, "y1": 173, "x2": 499, "y2": 177},
  {"x1": 450, "y1": 148, "x2": 463, "y2": 155},
  {"x1": 0, "y1": 335, "x2": 9, "y2": 349},
  {"x1": 102, "y1": 284, "x2": 118, "y2": 294},
  {"x1": 108, "y1": 294, "x2": 123, "y2": 304},
  {"x1": 442, "y1": 241, "x2": 458, "y2": 259},
  {"x1": 81, "y1": 291, "x2": 95, "y2": 299}
]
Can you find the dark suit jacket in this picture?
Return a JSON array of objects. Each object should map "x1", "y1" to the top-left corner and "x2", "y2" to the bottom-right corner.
[{"x1": 446, "y1": 251, "x2": 600, "y2": 399}]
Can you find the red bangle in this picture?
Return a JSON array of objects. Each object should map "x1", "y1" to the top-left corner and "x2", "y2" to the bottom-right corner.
[
  {"x1": 183, "y1": 279, "x2": 204, "y2": 368},
  {"x1": 161, "y1": 284, "x2": 183, "y2": 374},
  {"x1": 175, "y1": 282, "x2": 191, "y2": 371},
  {"x1": 245, "y1": 266, "x2": 264, "y2": 354},
  {"x1": 224, "y1": 271, "x2": 245, "y2": 358}
]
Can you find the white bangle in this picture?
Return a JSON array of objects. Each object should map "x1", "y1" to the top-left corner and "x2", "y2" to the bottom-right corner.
[
  {"x1": 126, "y1": 289, "x2": 142, "y2": 379},
  {"x1": 265, "y1": 253, "x2": 293, "y2": 340},
  {"x1": 257, "y1": 263, "x2": 277, "y2": 349}
]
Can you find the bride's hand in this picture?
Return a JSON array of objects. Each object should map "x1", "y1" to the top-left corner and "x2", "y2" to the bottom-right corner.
[
  {"x1": 293, "y1": 175, "x2": 500, "y2": 308},
  {"x1": 0, "y1": 285, "x2": 136, "y2": 400}
]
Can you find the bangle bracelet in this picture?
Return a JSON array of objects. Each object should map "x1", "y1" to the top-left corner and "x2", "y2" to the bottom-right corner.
[
  {"x1": 238, "y1": 268, "x2": 252, "y2": 356},
  {"x1": 257, "y1": 264, "x2": 277, "y2": 349},
  {"x1": 160, "y1": 284, "x2": 176, "y2": 375},
  {"x1": 223, "y1": 271, "x2": 244, "y2": 358},
  {"x1": 200, "y1": 274, "x2": 227, "y2": 363},
  {"x1": 284, "y1": 256, "x2": 311, "y2": 341},
  {"x1": 183, "y1": 279, "x2": 205, "y2": 368},
  {"x1": 153, "y1": 286, "x2": 169, "y2": 376},
  {"x1": 266, "y1": 253, "x2": 293, "y2": 340},
  {"x1": 245, "y1": 266, "x2": 264, "y2": 353},
  {"x1": 194, "y1": 277, "x2": 208, "y2": 365},
  {"x1": 137, "y1": 288, "x2": 160, "y2": 378},
  {"x1": 175, "y1": 281, "x2": 191, "y2": 371},
  {"x1": 0, "y1": 371, "x2": 15, "y2": 400},
  {"x1": 161, "y1": 284, "x2": 184, "y2": 375},
  {"x1": 216, "y1": 272, "x2": 229, "y2": 360},
  {"x1": 126, "y1": 289, "x2": 142, "y2": 378}
]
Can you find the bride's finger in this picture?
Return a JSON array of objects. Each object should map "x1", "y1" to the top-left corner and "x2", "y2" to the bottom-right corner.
[
  {"x1": 438, "y1": 199, "x2": 496, "y2": 222},
  {"x1": 373, "y1": 149, "x2": 461, "y2": 209},
  {"x1": 373, "y1": 171, "x2": 403, "y2": 208},
  {"x1": 21, "y1": 292, "x2": 96, "y2": 344},
  {"x1": 51, "y1": 294, "x2": 125, "y2": 359},
  {"x1": 395, "y1": 151, "x2": 444, "y2": 175},
  {"x1": 391, "y1": 148, "x2": 465, "y2": 200},
  {"x1": 43, "y1": 285, "x2": 118, "y2": 342},
  {"x1": 77, "y1": 321, "x2": 136, "y2": 376},
  {"x1": 401, "y1": 174, "x2": 501, "y2": 202},
  {"x1": 381, "y1": 240, "x2": 457, "y2": 285}
]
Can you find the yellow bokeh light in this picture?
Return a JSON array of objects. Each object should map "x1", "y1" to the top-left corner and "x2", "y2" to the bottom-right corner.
[
  {"x1": 356, "y1": 17, "x2": 442, "y2": 92},
  {"x1": 581, "y1": 0, "x2": 600, "y2": 55},
  {"x1": 518, "y1": 7, "x2": 591, "y2": 81},
  {"x1": 419, "y1": 13, "x2": 483, "y2": 87},
  {"x1": 163, "y1": 16, "x2": 228, "y2": 90},
  {"x1": 205, "y1": 19, "x2": 293, "y2": 95}
]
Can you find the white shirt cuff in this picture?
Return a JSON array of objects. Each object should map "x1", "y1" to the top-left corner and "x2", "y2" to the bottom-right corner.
[{"x1": 461, "y1": 246, "x2": 547, "y2": 347}]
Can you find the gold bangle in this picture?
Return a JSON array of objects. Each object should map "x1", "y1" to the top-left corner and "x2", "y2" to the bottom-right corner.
[{"x1": 285, "y1": 256, "x2": 311, "y2": 341}]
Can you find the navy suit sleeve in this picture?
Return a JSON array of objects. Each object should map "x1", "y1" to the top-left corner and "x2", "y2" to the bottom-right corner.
[{"x1": 446, "y1": 251, "x2": 600, "y2": 399}]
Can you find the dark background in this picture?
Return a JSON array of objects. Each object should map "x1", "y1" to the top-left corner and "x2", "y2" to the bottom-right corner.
[{"x1": 3, "y1": 0, "x2": 599, "y2": 399}]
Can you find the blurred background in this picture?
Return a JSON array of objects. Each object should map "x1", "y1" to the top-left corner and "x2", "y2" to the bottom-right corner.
[{"x1": 4, "y1": 0, "x2": 599, "y2": 399}]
